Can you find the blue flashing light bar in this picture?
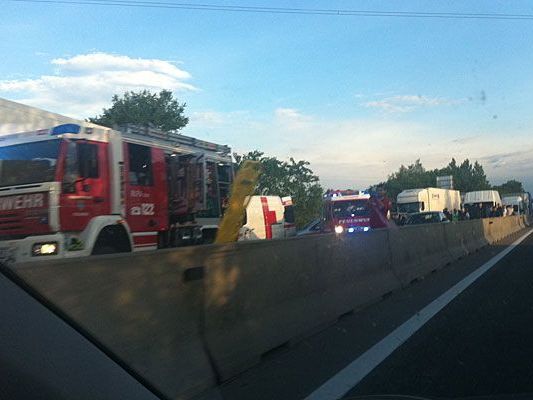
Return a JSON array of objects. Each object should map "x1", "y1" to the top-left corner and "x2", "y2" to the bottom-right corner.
[
  {"x1": 51, "y1": 124, "x2": 81, "y2": 135},
  {"x1": 324, "y1": 189, "x2": 366, "y2": 199},
  {"x1": 345, "y1": 226, "x2": 371, "y2": 234}
]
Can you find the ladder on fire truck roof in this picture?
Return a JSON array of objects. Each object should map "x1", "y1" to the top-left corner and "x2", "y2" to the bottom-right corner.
[{"x1": 118, "y1": 124, "x2": 231, "y2": 157}]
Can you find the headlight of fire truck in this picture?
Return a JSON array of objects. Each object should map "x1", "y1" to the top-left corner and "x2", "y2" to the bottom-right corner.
[
  {"x1": 32, "y1": 242, "x2": 58, "y2": 256},
  {"x1": 334, "y1": 225, "x2": 344, "y2": 234}
]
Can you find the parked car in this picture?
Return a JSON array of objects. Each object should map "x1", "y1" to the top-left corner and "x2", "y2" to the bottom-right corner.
[
  {"x1": 297, "y1": 218, "x2": 324, "y2": 236},
  {"x1": 405, "y1": 211, "x2": 450, "y2": 226}
]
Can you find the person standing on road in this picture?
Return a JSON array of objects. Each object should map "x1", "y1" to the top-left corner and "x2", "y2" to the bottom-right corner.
[
  {"x1": 471, "y1": 204, "x2": 481, "y2": 219},
  {"x1": 396, "y1": 213, "x2": 407, "y2": 226},
  {"x1": 381, "y1": 189, "x2": 393, "y2": 221},
  {"x1": 452, "y1": 209, "x2": 460, "y2": 222},
  {"x1": 369, "y1": 187, "x2": 391, "y2": 229}
]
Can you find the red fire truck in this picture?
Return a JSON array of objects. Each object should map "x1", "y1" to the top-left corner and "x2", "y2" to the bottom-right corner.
[
  {"x1": 323, "y1": 190, "x2": 373, "y2": 234},
  {"x1": 323, "y1": 189, "x2": 392, "y2": 234},
  {"x1": 0, "y1": 122, "x2": 233, "y2": 263}
]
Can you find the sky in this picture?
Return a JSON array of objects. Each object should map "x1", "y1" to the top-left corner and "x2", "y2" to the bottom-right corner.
[{"x1": 1, "y1": 0, "x2": 533, "y2": 191}]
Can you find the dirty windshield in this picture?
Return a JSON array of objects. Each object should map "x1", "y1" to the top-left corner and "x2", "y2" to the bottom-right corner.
[{"x1": 2, "y1": 1, "x2": 533, "y2": 400}]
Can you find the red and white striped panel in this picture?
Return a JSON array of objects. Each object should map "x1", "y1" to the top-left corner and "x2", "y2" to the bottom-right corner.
[{"x1": 132, "y1": 231, "x2": 158, "y2": 251}]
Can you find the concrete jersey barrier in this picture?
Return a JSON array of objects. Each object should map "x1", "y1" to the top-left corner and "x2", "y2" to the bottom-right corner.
[
  {"x1": 7, "y1": 215, "x2": 529, "y2": 398},
  {"x1": 12, "y1": 250, "x2": 216, "y2": 400},
  {"x1": 203, "y1": 229, "x2": 400, "y2": 379},
  {"x1": 443, "y1": 221, "x2": 471, "y2": 261},
  {"x1": 389, "y1": 223, "x2": 450, "y2": 286}
]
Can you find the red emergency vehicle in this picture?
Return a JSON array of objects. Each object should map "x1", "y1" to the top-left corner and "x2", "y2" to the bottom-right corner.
[
  {"x1": 322, "y1": 189, "x2": 390, "y2": 234},
  {"x1": 323, "y1": 190, "x2": 372, "y2": 234},
  {"x1": 0, "y1": 123, "x2": 233, "y2": 263}
]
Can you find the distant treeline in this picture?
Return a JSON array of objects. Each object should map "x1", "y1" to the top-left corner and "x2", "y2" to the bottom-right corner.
[{"x1": 372, "y1": 159, "x2": 524, "y2": 201}]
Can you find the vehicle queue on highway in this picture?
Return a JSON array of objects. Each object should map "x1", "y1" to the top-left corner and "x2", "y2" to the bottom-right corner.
[
  {"x1": 297, "y1": 187, "x2": 532, "y2": 237},
  {"x1": 1, "y1": 99, "x2": 530, "y2": 263}
]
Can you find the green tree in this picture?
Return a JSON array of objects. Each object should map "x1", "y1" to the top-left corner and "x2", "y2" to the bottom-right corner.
[
  {"x1": 89, "y1": 90, "x2": 188, "y2": 132},
  {"x1": 437, "y1": 158, "x2": 491, "y2": 192},
  {"x1": 380, "y1": 158, "x2": 492, "y2": 200},
  {"x1": 380, "y1": 159, "x2": 436, "y2": 201},
  {"x1": 234, "y1": 151, "x2": 323, "y2": 228},
  {"x1": 492, "y1": 179, "x2": 524, "y2": 195}
]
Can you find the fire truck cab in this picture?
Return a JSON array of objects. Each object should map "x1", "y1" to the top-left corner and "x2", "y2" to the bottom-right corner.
[
  {"x1": 0, "y1": 122, "x2": 233, "y2": 263},
  {"x1": 323, "y1": 190, "x2": 372, "y2": 234}
]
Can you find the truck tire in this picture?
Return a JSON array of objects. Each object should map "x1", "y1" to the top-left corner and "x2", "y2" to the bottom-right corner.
[
  {"x1": 201, "y1": 228, "x2": 217, "y2": 245},
  {"x1": 91, "y1": 246, "x2": 116, "y2": 255},
  {"x1": 91, "y1": 226, "x2": 131, "y2": 255}
]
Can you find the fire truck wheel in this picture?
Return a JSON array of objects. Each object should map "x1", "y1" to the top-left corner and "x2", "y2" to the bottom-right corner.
[
  {"x1": 91, "y1": 226, "x2": 132, "y2": 255},
  {"x1": 92, "y1": 246, "x2": 116, "y2": 255}
]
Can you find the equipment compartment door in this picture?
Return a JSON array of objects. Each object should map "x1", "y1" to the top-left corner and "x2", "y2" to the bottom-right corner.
[{"x1": 124, "y1": 143, "x2": 168, "y2": 236}]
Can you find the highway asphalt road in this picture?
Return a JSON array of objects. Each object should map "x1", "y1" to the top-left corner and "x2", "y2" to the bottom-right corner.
[
  {"x1": 220, "y1": 229, "x2": 533, "y2": 400},
  {"x1": 347, "y1": 229, "x2": 533, "y2": 399}
]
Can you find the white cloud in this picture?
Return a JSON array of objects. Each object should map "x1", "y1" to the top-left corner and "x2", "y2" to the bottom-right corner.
[
  {"x1": 187, "y1": 107, "x2": 445, "y2": 186},
  {"x1": 275, "y1": 108, "x2": 304, "y2": 120},
  {"x1": 186, "y1": 106, "x2": 532, "y2": 190},
  {"x1": 364, "y1": 94, "x2": 460, "y2": 113},
  {"x1": 0, "y1": 52, "x2": 196, "y2": 118},
  {"x1": 191, "y1": 111, "x2": 227, "y2": 127},
  {"x1": 188, "y1": 110, "x2": 257, "y2": 132},
  {"x1": 52, "y1": 53, "x2": 191, "y2": 80},
  {"x1": 274, "y1": 107, "x2": 313, "y2": 130}
]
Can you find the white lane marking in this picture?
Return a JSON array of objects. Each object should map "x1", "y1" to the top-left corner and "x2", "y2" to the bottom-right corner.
[{"x1": 305, "y1": 229, "x2": 533, "y2": 400}]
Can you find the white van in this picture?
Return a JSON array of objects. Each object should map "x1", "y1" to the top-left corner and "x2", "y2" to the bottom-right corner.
[
  {"x1": 239, "y1": 195, "x2": 297, "y2": 241},
  {"x1": 463, "y1": 190, "x2": 502, "y2": 218},
  {"x1": 397, "y1": 188, "x2": 461, "y2": 215},
  {"x1": 502, "y1": 195, "x2": 524, "y2": 215},
  {"x1": 464, "y1": 190, "x2": 502, "y2": 206}
]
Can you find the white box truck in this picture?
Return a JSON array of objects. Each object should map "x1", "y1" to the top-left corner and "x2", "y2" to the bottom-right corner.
[{"x1": 397, "y1": 188, "x2": 461, "y2": 215}]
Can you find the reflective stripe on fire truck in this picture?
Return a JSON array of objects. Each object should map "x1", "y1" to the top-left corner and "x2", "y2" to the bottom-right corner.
[{"x1": 132, "y1": 231, "x2": 158, "y2": 251}]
